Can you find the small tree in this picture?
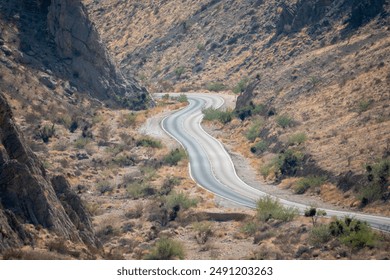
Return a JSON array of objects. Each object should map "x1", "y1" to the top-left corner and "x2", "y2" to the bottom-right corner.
[{"x1": 304, "y1": 207, "x2": 327, "y2": 226}]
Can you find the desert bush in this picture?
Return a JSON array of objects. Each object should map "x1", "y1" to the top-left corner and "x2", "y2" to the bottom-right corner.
[
  {"x1": 136, "y1": 137, "x2": 162, "y2": 148},
  {"x1": 160, "y1": 176, "x2": 181, "y2": 195},
  {"x1": 256, "y1": 196, "x2": 298, "y2": 222},
  {"x1": 232, "y1": 77, "x2": 249, "y2": 94},
  {"x1": 163, "y1": 148, "x2": 187, "y2": 166},
  {"x1": 261, "y1": 149, "x2": 304, "y2": 179},
  {"x1": 174, "y1": 66, "x2": 185, "y2": 78},
  {"x1": 197, "y1": 43, "x2": 205, "y2": 51},
  {"x1": 74, "y1": 137, "x2": 90, "y2": 149},
  {"x1": 241, "y1": 221, "x2": 258, "y2": 236},
  {"x1": 144, "y1": 238, "x2": 185, "y2": 260},
  {"x1": 207, "y1": 82, "x2": 226, "y2": 92},
  {"x1": 294, "y1": 176, "x2": 326, "y2": 194},
  {"x1": 253, "y1": 231, "x2": 275, "y2": 244},
  {"x1": 193, "y1": 222, "x2": 213, "y2": 244},
  {"x1": 125, "y1": 202, "x2": 144, "y2": 219},
  {"x1": 276, "y1": 114, "x2": 294, "y2": 128},
  {"x1": 162, "y1": 93, "x2": 170, "y2": 100},
  {"x1": 177, "y1": 94, "x2": 188, "y2": 103},
  {"x1": 202, "y1": 108, "x2": 233, "y2": 124},
  {"x1": 357, "y1": 100, "x2": 372, "y2": 113},
  {"x1": 358, "y1": 159, "x2": 390, "y2": 205},
  {"x1": 97, "y1": 181, "x2": 113, "y2": 195},
  {"x1": 246, "y1": 119, "x2": 264, "y2": 142},
  {"x1": 126, "y1": 182, "x2": 155, "y2": 199},
  {"x1": 250, "y1": 140, "x2": 269, "y2": 154},
  {"x1": 165, "y1": 191, "x2": 198, "y2": 210},
  {"x1": 288, "y1": 132, "x2": 307, "y2": 146},
  {"x1": 329, "y1": 217, "x2": 378, "y2": 251},
  {"x1": 309, "y1": 224, "x2": 332, "y2": 247},
  {"x1": 99, "y1": 126, "x2": 111, "y2": 144},
  {"x1": 47, "y1": 239, "x2": 72, "y2": 255},
  {"x1": 39, "y1": 123, "x2": 56, "y2": 143},
  {"x1": 2, "y1": 249, "x2": 67, "y2": 260}
]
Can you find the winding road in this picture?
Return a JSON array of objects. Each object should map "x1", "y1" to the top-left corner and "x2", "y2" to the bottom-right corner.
[{"x1": 161, "y1": 93, "x2": 390, "y2": 232}]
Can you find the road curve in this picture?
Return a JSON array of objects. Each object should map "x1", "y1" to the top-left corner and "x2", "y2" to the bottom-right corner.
[{"x1": 161, "y1": 93, "x2": 390, "y2": 232}]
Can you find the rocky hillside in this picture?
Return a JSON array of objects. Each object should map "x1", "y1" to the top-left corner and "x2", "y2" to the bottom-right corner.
[
  {"x1": 0, "y1": 93, "x2": 99, "y2": 254},
  {"x1": 0, "y1": 0, "x2": 150, "y2": 109},
  {"x1": 84, "y1": 0, "x2": 389, "y2": 211}
]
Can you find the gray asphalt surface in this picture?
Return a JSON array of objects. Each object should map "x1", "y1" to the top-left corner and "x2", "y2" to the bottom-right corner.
[{"x1": 161, "y1": 93, "x2": 390, "y2": 232}]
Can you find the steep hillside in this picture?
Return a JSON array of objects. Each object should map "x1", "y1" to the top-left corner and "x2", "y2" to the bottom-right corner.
[
  {"x1": 84, "y1": 0, "x2": 389, "y2": 212},
  {"x1": 0, "y1": 0, "x2": 150, "y2": 109}
]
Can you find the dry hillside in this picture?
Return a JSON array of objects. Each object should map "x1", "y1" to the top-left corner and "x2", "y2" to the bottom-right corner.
[{"x1": 84, "y1": 0, "x2": 390, "y2": 214}]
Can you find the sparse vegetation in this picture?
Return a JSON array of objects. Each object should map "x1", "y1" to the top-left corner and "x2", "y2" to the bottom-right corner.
[
  {"x1": 126, "y1": 181, "x2": 155, "y2": 199},
  {"x1": 329, "y1": 217, "x2": 378, "y2": 251},
  {"x1": 304, "y1": 207, "x2": 327, "y2": 226},
  {"x1": 256, "y1": 196, "x2": 298, "y2": 222},
  {"x1": 163, "y1": 148, "x2": 187, "y2": 166},
  {"x1": 174, "y1": 66, "x2": 185, "y2": 79},
  {"x1": 74, "y1": 137, "x2": 90, "y2": 149},
  {"x1": 294, "y1": 176, "x2": 326, "y2": 194},
  {"x1": 357, "y1": 100, "x2": 372, "y2": 113},
  {"x1": 202, "y1": 107, "x2": 233, "y2": 124},
  {"x1": 358, "y1": 159, "x2": 390, "y2": 206},
  {"x1": 288, "y1": 132, "x2": 307, "y2": 146},
  {"x1": 136, "y1": 137, "x2": 162, "y2": 148},
  {"x1": 250, "y1": 140, "x2": 269, "y2": 154},
  {"x1": 97, "y1": 181, "x2": 113, "y2": 195},
  {"x1": 232, "y1": 77, "x2": 249, "y2": 94},
  {"x1": 193, "y1": 222, "x2": 213, "y2": 244},
  {"x1": 276, "y1": 114, "x2": 294, "y2": 128},
  {"x1": 122, "y1": 112, "x2": 137, "y2": 127},
  {"x1": 38, "y1": 123, "x2": 56, "y2": 143},
  {"x1": 207, "y1": 82, "x2": 226, "y2": 92},
  {"x1": 165, "y1": 191, "x2": 198, "y2": 210},
  {"x1": 309, "y1": 224, "x2": 332, "y2": 247},
  {"x1": 246, "y1": 119, "x2": 264, "y2": 142},
  {"x1": 144, "y1": 238, "x2": 185, "y2": 260},
  {"x1": 261, "y1": 149, "x2": 304, "y2": 179},
  {"x1": 177, "y1": 94, "x2": 188, "y2": 103}
]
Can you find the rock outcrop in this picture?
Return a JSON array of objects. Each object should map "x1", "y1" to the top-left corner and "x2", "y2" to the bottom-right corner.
[
  {"x1": 47, "y1": 0, "x2": 150, "y2": 109},
  {"x1": 0, "y1": 94, "x2": 99, "y2": 252}
]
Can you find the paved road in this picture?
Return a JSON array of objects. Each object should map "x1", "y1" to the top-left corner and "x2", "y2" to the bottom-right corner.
[{"x1": 161, "y1": 93, "x2": 390, "y2": 232}]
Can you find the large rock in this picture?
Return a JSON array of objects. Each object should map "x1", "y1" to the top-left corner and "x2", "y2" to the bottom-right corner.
[
  {"x1": 0, "y1": 94, "x2": 99, "y2": 251},
  {"x1": 47, "y1": 0, "x2": 150, "y2": 109}
]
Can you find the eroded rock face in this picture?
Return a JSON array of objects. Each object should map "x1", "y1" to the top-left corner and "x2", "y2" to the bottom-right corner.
[
  {"x1": 47, "y1": 0, "x2": 150, "y2": 109},
  {"x1": 0, "y1": 94, "x2": 99, "y2": 251},
  {"x1": 47, "y1": 0, "x2": 149, "y2": 109}
]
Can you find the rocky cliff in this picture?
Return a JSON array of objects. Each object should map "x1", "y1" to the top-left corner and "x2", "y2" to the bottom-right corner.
[
  {"x1": 0, "y1": 93, "x2": 99, "y2": 252},
  {"x1": 0, "y1": 0, "x2": 150, "y2": 109}
]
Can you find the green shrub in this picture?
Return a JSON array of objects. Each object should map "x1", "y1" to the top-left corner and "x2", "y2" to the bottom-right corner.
[
  {"x1": 288, "y1": 132, "x2": 307, "y2": 146},
  {"x1": 193, "y1": 222, "x2": 213, "y2": 244},
  {"x1": 126, "y1": 182, "x2": 155, "y2": 199},
  {"x1": 250, "y1": 140, "x2": 269, "y2": 154},
  {"x1": 174, "y1": 66, "x2": 185, "y2": 78},
  {"x1": 163, "y1": 148, "x2": 187, "y2": 166},
  {"x1": 241, "y1": 222, "x2": 258, "y2": 236},
  {"x1": 202, "y1": 108, "x2": 233, "y2": 124},
  {"x1": 329, "y1": 217, "x2": 378, "y2": 250},
  {"x1": 39, "y1": 123, "x2": 56, "y2": 143},
  {"x1": 358, "y1": 159, "x2": 390, "y2": 205},
  {"x1": 165, "y1": 191, "x2": 198, "y2": 210},
  {"x1": 177, "y1": 94, "x2": 188, "y2": 103},
  {"x1": 309, "y1": 224, "x2": 332, "y2": 247},
  {"x1": 136, "y1": 137, "x2": 162, "y2": 148},
  {"x1": 276, "y1": 114, "x2": 294, "y2": 128},
  {"x1": 74, "y1": 137, "x2": 90, "y2": 149},
  {"x1": 294, "y1": 176, "x2": 326, "y2": 194},
  {"x1": 357, "y1": 100, "x2": 372, "y2": 113},
  {"x1": 144, "y1": 238, "x2": 185, "y2": 260},
  {"x1": 246, "y1": 119, "x2": 264, "y2": 142},
  {"x1": 207, "y1": 82, "x2": 226, "y2": 92},
  {"x1": 260, "y1": 149, "x2": 304, "y2": 179},
  {"x1": 162, "y1": 93, "x2": 170, "y2": 100},
  {"x1": 197, "y1": 43, "x2": 205, "y2": 51},
  {"x1": 160, "y1": 176, "x2": 181, "y2": 195},
  {"x1": 232, "y1": 77, "x2": 249, "y2": 94},
  {"x1": 256, "y1": 196, "x2": 298, "y2": 222}
]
